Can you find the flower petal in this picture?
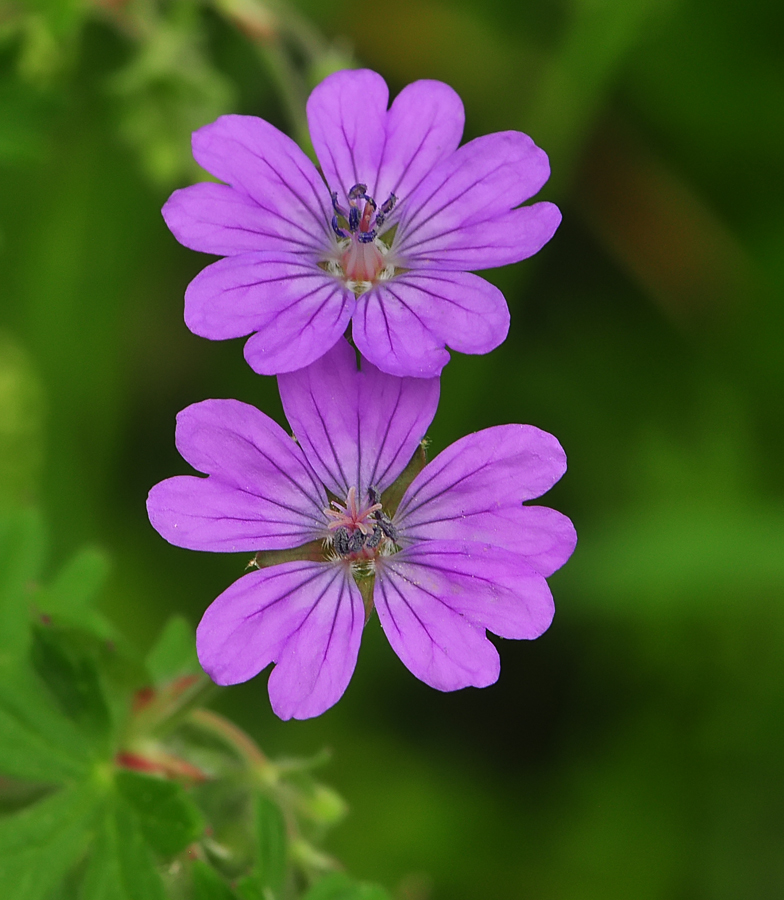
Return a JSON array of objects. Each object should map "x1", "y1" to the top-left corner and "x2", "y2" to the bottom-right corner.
[
  {"x1": 190, "y1": 115, "x2": 331, "y2": 248},
  {"x1": 278, "y1": 338, "x2": 440, "y2": 498},
  {"x1": 374, "y1": 79, "x2": 464, "y2": 204},
  {"x1": 378, "y1": 540, "x2": 555, "y2": 641},
  {"x1": 146, "y1": 399, "x2": 326, "y2": 552},
  {"x1": 351, "y1": 283, "x2": 451, "y2": 378},
  {"x1": 306, "y1": 69, "x2": 389, "y2": 203},
  {"x1": 162, "y1": 183, "x2": 325, "y2": 257},
  {"x1": 196, "y1": 561, "x2": 364, "y2": 720},
  {"x1": 357, "y1": 271, "x2": 509, "y2": 369},
  {"x1": 183, "y1": 253, "x2": 355, "y2": 374},
  {"x1": 394, "y1": 132, "x2": 559, "y2": 270},
  {"x1": 374, "y1": 551, "x2": 501, "y2": 691},
  {"x1": 396, "y1": 424, "x2": 568, "y2": 532},
  {"x1": 147, "y1": 476, "x2": 324, "y2": 552},
  {"x1": 402, "y1": 504, "x2": 576, "y2": 577}
]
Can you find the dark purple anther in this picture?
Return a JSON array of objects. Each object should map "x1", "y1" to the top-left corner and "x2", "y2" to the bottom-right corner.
[{"x1": 331, "y1": 191, "x2": 348, "y2": 219}]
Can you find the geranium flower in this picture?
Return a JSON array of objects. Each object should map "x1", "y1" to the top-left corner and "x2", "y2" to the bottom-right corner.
[
  {"x1": 147, "y1": 340, "x2": 576, "y2": 720},
  {"x1": 163, "y1": 68, "x2": 560, "y2": 378}
]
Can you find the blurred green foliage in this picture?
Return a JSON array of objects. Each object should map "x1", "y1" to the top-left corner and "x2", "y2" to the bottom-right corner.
[{"x1": 0, "y1": 0, "x2": 782, "y2": 898}]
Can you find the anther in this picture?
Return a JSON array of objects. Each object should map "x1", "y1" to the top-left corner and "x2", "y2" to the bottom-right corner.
[
  {"x1": 348, "y1": 207, "x2": 360, "y2": 233},
  {"x1": 348, "y1": 183, "x2": 367, "y2": 201},
  {"x1": 379, "y1": 194, "x2": 397, "y2": 216},
  {"x1": 332, "y1": 216, "x2": 348, "y2": 239},
  {"x1": 331, "y1": 192, "x2": 349, "y2": 218}
]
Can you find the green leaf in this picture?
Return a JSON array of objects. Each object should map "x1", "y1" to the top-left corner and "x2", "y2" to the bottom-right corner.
[
  {"x1": 238, "y1": 794, "x2": 286, "y2": 900},
  {"x1": 0, "y1": 783, "x2": 101, "y2": 900},
  {"x1": 302, "y1": 873, "x2": 392, "y2": 900},
  {"x1": 192, "y1": 859, "x2": 239, "y2": 900},
  {"x1": 79, "y1": 797, "x2": 166, "y2": 900},
  {"x1": 50, "y1": 547, "x2": 109, "y2": 607},
  {"x1": 0, "y1": 664, "x2": 93, "y2": 782},
  {"x1": 30, "y1": 622, "x2": 112, "y2": 746},
  {"x1": 115, "y1": 769, "x2": 203, "y2": 857},
  {"x1": 145, "y1": 615, "x2": 199, "y2": 685},
  {"x1": 0, "y1": 507, "x2": 46, "y2": 661}
]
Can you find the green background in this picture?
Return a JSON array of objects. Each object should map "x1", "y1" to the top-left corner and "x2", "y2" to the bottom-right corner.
[{"x1": 1, "y1": 0, "x2": 783, "y2": 896}]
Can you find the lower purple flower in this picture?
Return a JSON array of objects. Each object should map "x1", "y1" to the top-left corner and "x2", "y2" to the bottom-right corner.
[{"x1": 147, "y1": 340, "x2": 576, "y2": 720}]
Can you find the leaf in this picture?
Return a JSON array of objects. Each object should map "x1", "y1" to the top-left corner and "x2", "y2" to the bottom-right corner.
[
  {"x1": 145, "y1": 615, "x2": 200, "y2": 685},
  {"x1": 237, "y1": 794, "x2": 286, "y2": 900},
  {"x1": 0, "y1": 664, "x2": 93, "y2": 783},
  {"x1": 0, "y1": 783, "x2": 100, "y2": 900},
  {"x1": 50, "y1": 547, "x2": 109, "y2": 607},
  {"x1": 79, "y1": 797, "x2": 166, "y2": 900},
  {"x1": 115, "y1": 769, "x2": 203, "y2": 857},
  {"x1": 30, "y1": 621, "x2": 112, "y2": 746},
  {"x1": 0, "y1": 507, "x2": 46, "y2": 661},
  {"x1": 192, "y1": 859, "x2": 239, "y2": 900},
  {"x1": 302, "y1": 873, "x2": 393, "y2": 900}
]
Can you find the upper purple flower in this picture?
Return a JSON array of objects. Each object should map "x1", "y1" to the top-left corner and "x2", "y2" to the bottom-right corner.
[
  {"x1": 147, "y1": 340, "x2": 576, "y2": 720},
  {"x1": 163, "y1": 69, "x2": 561, "y2": 378}
]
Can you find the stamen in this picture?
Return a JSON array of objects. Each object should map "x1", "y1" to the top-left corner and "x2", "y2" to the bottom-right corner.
[
  {"x1": 328, "y1": 186, "x2": 398, "y2": 285},
  {"x1": 331, "y1": 216, "x2": 348, "y2": 239},
  {"x1": 331, "y1": 192, "x2": 349, "y2": 218}
]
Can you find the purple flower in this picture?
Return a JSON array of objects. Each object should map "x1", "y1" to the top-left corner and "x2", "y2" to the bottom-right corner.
[
  {"x1": 163, "y1": 68, "x2": 561, "y2": 378},
  {"x1": 147, "y1": 340, "x2": 576, "y2": 720}
]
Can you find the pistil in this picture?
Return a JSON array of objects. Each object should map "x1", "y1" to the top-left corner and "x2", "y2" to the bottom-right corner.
[{"x1": 329, "y1": 183, "x2": 397, "y2": 286}]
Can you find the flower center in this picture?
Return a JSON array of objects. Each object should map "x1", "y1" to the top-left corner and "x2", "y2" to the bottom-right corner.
[
  {"x1": 329, "y1": 184, "x2": 397, "y2": 290},
  {"x1": 324, "y1": 486, "x2": 398, "y2": 561}
]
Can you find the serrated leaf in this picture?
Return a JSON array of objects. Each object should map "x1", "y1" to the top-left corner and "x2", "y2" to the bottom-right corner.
[
  {"x1": 302, "y1": 873, "x2": 393, "y2": 900},
  {"x1": 238, "y1": 794, "x2": 286, "y2": 900},
  {"x1": 0, "y1": 782, "x2": 101, "y2": 900},
  {"x1": 30, "y1": 622, "x2": 112, "y2": 746},
  {"x1": 79, "y1": 797, "x2": 166, "y2": 900},
  {"x1": 115, "y1": 769, "x2": 203, "y2": 857},
  {"x1": 192, "y1": 859, "x2": 238, "y2": 900},
  {"x1": 0, "y1": 507, "x2": 46, "y2": 660},
  {"x1": 145, "y1": 615, "x2": 199, "y2": 685},
  {"x1": 0, "y1": 664, "x2": 93, "y2": 782}
]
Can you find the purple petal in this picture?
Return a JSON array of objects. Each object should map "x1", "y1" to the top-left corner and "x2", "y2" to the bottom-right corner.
[
  {"x1": 402, "y1": 504, "x2": 576, "y2": 577},
  {"x1": 351, "y1": 284, "x2": 451, "y2": 378},
  {"x1": 306, "y1": 69, "x2": 389, "y2": 203},
  {"x1": 147, "y1": 476, "x2": 325, "y2": 552},
  {"x1": 190, "y1": 115, "x2": 332, "y2": 246},
  {"x1": 196, "y1": 561, "x2": 364, "y2": 720},
  {"x1": 394, "y1": 132, "x2": 559, "y2": 270},
  {"x1": 183, "y1": 253, "x2": 354, "y2": 374},
  {"x1": 378, "y1": 540, "x2": 554, "y2": 641},
  {"x1": 162, "y1": 183, "x2": 326, "y2": 257},
  {"x1": 374, "y1": 550, "x2": 501, "y2": 691},
  {"x1": 278, "y1": 338, "x2": 440, "y2": 498},
  {"x1": 147, "y1": 399, "x2": 326, "y2": 552},
  {"x1": 356, "y1": 271, "x2": 509, "y2": 367},
  {"x1": 374, "y1": 79, "x2": 464, "y2": 203},
  {"x1": 396, "y1": 424, "x2": 569, "y2": 534}
]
